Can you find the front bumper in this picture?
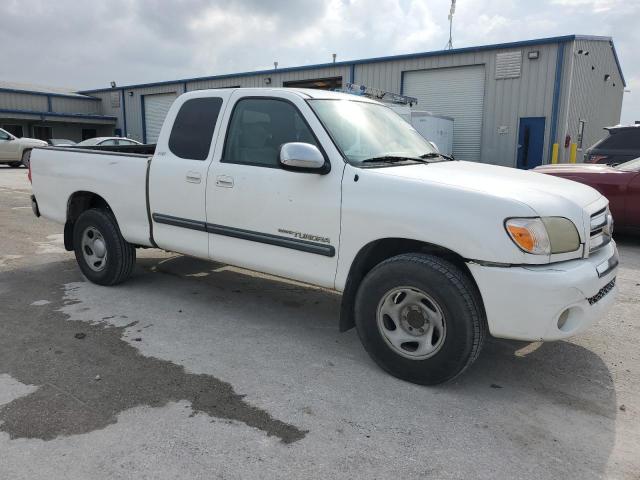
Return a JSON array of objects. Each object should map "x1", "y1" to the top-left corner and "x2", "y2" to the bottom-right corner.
[{"x1": 467, "y1": 241, "x2": 618, "y2": 341}]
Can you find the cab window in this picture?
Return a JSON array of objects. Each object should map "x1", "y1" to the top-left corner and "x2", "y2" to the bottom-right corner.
[{"x1": 222, "y1": 98, "x2": 318, "y2": 168}]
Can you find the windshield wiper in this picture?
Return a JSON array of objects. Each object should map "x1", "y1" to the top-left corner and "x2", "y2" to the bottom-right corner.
[
  {"x1": 420, "y1": 152, "x2": 455, "y2": 161},
  {"x1": 361, "y1": 155, "x2": 429, "y2": 165}
]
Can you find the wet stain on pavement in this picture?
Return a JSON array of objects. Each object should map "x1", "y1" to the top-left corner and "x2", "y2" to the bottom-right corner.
[{"x1": 0, "y1": 261, "x2": 307, "y2": 444}]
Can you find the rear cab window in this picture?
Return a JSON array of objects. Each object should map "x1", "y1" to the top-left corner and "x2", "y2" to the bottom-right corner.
[
  {"x1": 169, "y1": 97, "x2": 224, "y2": 160},
  {"x1": 599, "y1": 129, "x2": 640, "y2": 150}
]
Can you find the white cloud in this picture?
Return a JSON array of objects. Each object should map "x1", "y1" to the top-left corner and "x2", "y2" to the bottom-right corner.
[{"x1": 0, "y1": 0, "x2": 638, "y2": 123}]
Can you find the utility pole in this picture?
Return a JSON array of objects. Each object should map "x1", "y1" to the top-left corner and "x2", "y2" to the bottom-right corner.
[{"x1": 446, "y1": 0, "x2": 456, "y2": 50}]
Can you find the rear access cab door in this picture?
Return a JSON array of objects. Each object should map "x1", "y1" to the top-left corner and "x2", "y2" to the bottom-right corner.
[{"x1": 148, "y1": 90, "x2": 231, "y2": 257}]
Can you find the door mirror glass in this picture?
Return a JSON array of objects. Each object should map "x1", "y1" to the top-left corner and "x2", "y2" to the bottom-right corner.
[{"x1": 279, "y1": 142, "x2": 327, "y2": 172}]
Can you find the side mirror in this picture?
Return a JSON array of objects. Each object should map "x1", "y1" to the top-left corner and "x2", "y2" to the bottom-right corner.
[{"x1": 279, "y1": 142, "x2": 329, "y2": 173}]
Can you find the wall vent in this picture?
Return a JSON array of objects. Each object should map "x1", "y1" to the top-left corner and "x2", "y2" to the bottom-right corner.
[{"x1": 495, "y1": 51, "x2": 522, "y2": 79}]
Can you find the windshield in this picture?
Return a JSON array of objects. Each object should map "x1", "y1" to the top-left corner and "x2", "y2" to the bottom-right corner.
[
  {"x1": 616, "y1": 157, "x2": 640, "y2": 172},
  {"x1": 309, "y1": 99, "x2": 437, "y2": 165}
]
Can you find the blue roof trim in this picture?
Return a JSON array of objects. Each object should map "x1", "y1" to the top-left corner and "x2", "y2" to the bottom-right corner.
[
  {"x1": 78, "y1": 35, "x2": 592, "y2": 94},
  {"x1": 0, "y1": 87, "x2": 100, "y2": 101},
  {"x1": 0, "y1": 108, "x2": 117, "y2": 122}
]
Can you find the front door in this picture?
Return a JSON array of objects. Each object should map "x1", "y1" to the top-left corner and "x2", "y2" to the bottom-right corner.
[
  {"x1": 149, "y1": 91, "x2": 230, "y2": 258},
  {"x1": 517, "y1": 117, "x2": 545, "y2": 169},
  {"x1": 0, "y1": 129, "x2": 19, "y2": 161},
  {"x1": 206, "y1": 91, "x2": 343, "y2": 289}
]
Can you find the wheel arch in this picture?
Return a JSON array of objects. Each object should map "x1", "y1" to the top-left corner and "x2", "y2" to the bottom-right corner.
[
  {"x1": 64, "y1": 191, "x2": 113, "y2": 251},
  {"x1": 339, "y1": 238, "x2": 481, "y2": 332}
]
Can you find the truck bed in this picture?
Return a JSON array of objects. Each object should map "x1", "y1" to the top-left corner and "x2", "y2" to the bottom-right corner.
[
  {"x1": 74, "y1": 143, "x2": 156, "y2": 156},
  {"x1": 30, "y1": 146, "x2": 154, "y2": 247}
]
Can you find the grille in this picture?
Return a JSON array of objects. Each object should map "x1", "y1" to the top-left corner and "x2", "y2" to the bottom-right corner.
[
  {"x1": 588, "y1": 207, "x2": 612, "y2": 254},
  {"x1": 587, "y1": 278, "x2": 616, "y2": 305}
]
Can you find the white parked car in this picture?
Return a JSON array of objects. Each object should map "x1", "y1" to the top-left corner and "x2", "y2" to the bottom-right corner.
[
  {"x1": 0, "y1": 127, "x2": 47, "y2": 167},
  {"x1": 28, "y1": 88, "x2": 618, "y2": 385},
  {"x1": 75, "y1": 137, "x2": 141, "y2": 147}
]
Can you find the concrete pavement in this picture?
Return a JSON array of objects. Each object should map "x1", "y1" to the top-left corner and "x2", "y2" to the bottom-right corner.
[{"x1": 1, "y1": 166, "x2": 639, "y2": 479}]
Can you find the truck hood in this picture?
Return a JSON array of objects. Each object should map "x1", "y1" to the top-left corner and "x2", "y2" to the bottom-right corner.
[
  {"x1": 376, "y1": 160, "x2": 602, "y2": 216},
  {"x1": 19, "y1": 137, "x2": 48, "y2": 147}
]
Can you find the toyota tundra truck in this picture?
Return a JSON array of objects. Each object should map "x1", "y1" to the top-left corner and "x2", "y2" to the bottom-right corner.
[{"x1": 28, "y1": 88, "x2": 619, "y2": 385}]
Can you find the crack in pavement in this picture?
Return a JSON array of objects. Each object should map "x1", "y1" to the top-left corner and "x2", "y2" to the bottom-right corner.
[{"x1": 0, "y1": 261, "x2": 307, "y2": 444}]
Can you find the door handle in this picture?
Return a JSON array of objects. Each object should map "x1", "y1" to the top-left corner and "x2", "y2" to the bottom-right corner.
[
  {"x1": 186, "y1": 171, "x2": 201, "y2": 184},
  {"x1": 216, "y1": 175, "x2": 234, "y2": 188}
]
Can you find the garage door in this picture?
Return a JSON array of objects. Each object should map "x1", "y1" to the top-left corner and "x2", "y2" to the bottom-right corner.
[
  {"x1": 403, "y1": 65, "x2": 485, "y2": 161},
  {"x1": 144, "y1": 93, "x2": 176, "y2": 144}
]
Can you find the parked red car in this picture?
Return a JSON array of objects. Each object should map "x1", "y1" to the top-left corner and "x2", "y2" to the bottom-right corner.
[{"x1": 535, "y1": 157, "x2": 640, "y2": 233}]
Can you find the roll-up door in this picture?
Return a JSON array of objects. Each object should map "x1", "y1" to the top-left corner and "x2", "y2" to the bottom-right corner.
[
  {"x1": 144, "y1": 92, "x2": 176, "y2": 143},
  {"x1": 403, "y1": 65, "x2": 485, "y2": 161}
]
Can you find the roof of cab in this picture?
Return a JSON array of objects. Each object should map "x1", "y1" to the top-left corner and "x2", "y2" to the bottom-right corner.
[{"x1": 183, "y1": 87, "x2": 380, "y2": 103}]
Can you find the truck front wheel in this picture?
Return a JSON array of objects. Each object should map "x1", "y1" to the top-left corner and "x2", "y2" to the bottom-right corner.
[
  {"x1": 72, "y1": 209, "x2": 136, "y2": 286},
  {"x1": 354, "y1": 253, "x2": 486, "y2": 385}
]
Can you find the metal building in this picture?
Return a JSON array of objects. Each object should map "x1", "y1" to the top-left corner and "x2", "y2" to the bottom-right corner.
[
  {"x1": 2, "y1": 34, "x2": 624, "y2": 167},
  {"x1": 0, "y1": 82, "x2": 117, "y2": 142}
]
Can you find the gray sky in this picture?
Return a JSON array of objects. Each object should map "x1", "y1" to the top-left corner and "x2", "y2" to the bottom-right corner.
[{"x1": 1, "y1": 0, "x2": 638, "y2": 123}]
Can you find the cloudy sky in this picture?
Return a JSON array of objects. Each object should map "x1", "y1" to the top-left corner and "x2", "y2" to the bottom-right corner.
[{"x1": 1, "y1": 0, "x2": 638, "y2": 123}]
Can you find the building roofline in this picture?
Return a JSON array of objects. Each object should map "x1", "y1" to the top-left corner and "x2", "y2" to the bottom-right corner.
[
  {"x1": 0, "y1": 108, "x2": 117, "y2": 122},
  {"x1": 78, "y1": 34, "x2": 624, "y2": 93},
  {"x1": 0, "y1": 87, "x2": 100, "y2": 101}
]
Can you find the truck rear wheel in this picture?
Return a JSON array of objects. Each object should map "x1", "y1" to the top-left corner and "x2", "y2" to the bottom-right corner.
[
  {"x1": 73, "y1": 209, "x2": 136, "y2": 286},
  {"x1": 8, "y1": 161, "x2": 22, "y2": 168},
  {"x1": 354, "y1": 253, "x2": 486, "y2": 385}
]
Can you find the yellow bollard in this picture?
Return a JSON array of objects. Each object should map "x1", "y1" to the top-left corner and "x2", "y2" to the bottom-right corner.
[
  {"x1": 551, "y1": 143, "x2": 559, "y2": 164},
  {"x1": 569, "y1": 143, "x2": 577, "y2": 163}
]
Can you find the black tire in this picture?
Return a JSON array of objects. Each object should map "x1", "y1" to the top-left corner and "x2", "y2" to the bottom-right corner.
[
  {"x1": 73, "y1": 208, "x2": 136, "y2": 286},
  {"x1": 8, "y1": 161, "x2": 22, "y2": 168},
  {"x1": 21, "y1": 150, "x2": 31, "y2": 168},
  {"x1": 354, "y1": 253, "x2": 486, "y2": 385}
]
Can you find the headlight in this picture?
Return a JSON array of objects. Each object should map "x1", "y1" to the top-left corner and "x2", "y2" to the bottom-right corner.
[{"x1": 505, "y1": 217, "x2": 580, "y2": 255}]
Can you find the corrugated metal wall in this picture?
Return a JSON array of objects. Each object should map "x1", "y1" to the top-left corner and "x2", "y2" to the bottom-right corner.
[
  {"x1": 354, "y1": 43, "x2": 560, "y2": 166},
  {"x1": 50, "y1": 96, "x2": 101, "y2": 115},
  {"x1": 556, "y1": 39, "x2": 624, "y2": 162},
  {"x1": 101, "y1": 65, "x2": 351, "y2": 142},
  {"x1": 0, "y1": 91, "x2": 48, "y2": 111},
  {"x1": 0, "y1": 91, "x2": 102, "y2": 114},
  {"x1": 75, "y1": 38, "x2": 624, "y2": 167}
]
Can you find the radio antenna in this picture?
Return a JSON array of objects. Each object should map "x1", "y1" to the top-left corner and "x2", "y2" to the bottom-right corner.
[{"x1": 445, "y1": 0, "x2": 456, "y2": 50}]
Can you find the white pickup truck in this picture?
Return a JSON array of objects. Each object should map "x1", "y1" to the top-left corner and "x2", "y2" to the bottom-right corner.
[{"x1": 29, "y1": 88, "x2": 618, "y2": 385}]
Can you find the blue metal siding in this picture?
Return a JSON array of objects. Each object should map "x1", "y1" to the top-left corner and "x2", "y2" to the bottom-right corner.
[
  {"x1": 548, "y1": 41, "x2": 566, "y2": 161},
  {"x1": 140, "y1": 95, "x2": 147, "y2": 144}
]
